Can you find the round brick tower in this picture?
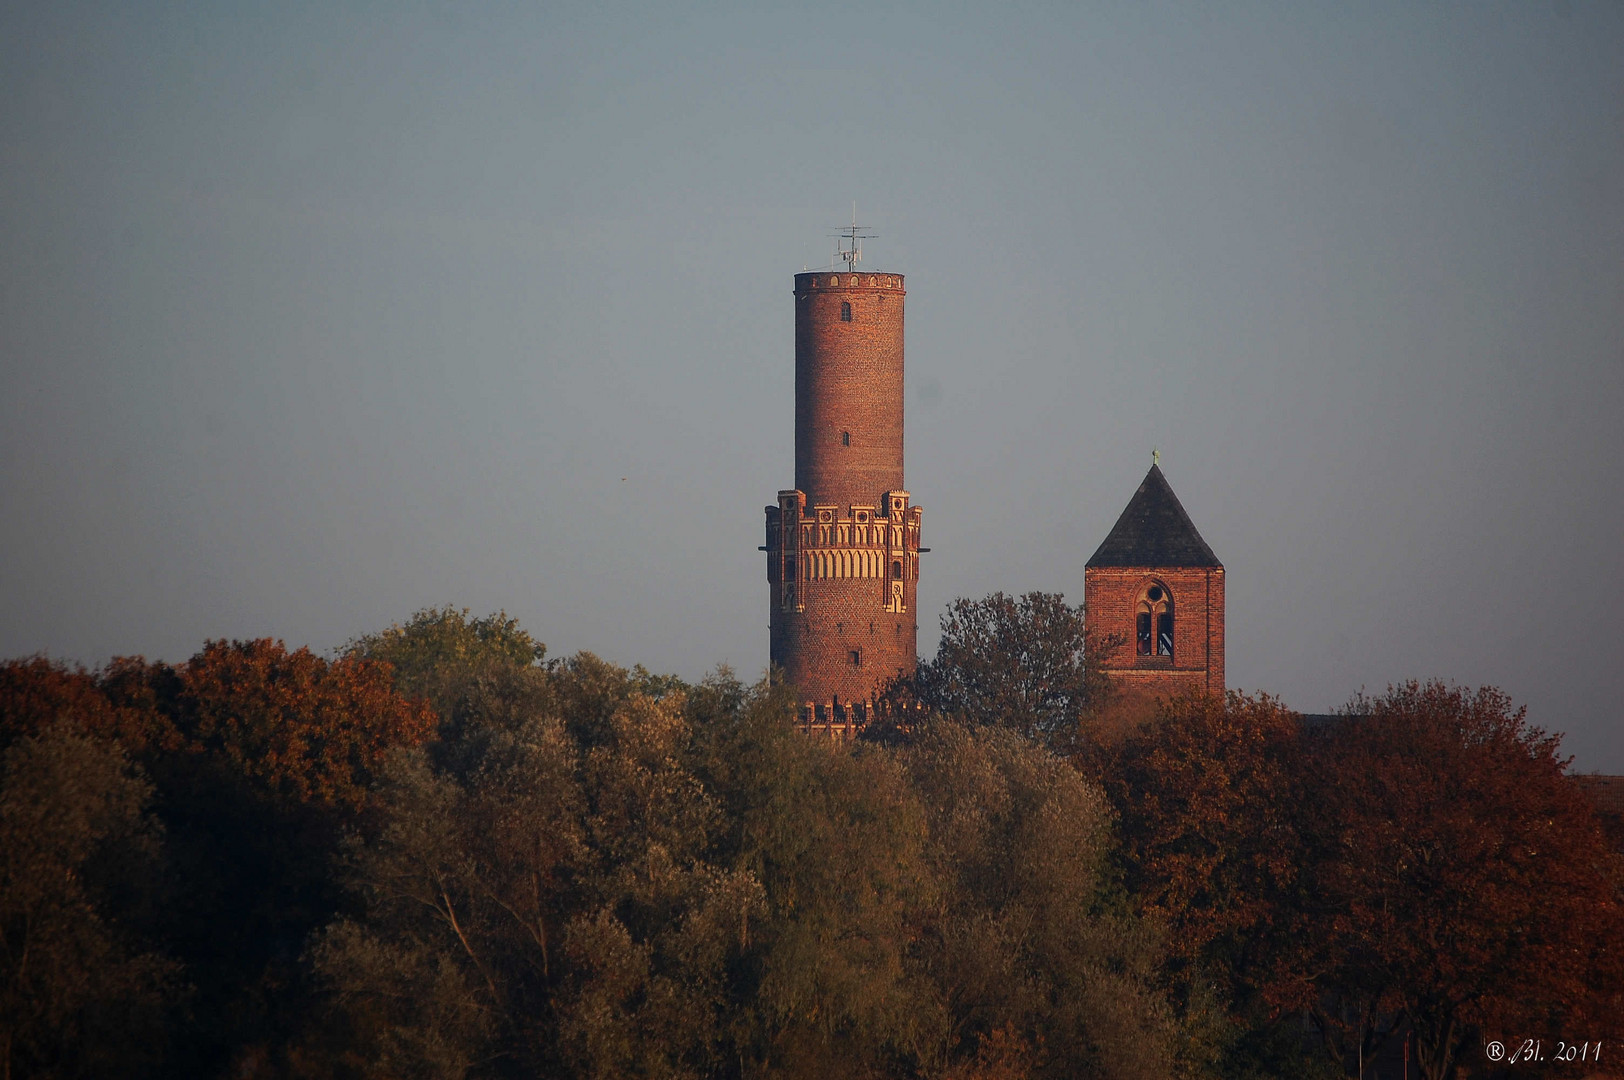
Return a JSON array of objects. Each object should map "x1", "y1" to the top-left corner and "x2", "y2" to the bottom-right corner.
[{"x1": 765, "y1": 271, "x2": 922, "y2": 737}]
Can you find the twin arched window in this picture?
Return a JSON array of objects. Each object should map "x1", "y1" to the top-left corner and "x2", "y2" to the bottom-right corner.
[{"x1": 1137, "y1": 582, "x2": 1174, "y2": 658}]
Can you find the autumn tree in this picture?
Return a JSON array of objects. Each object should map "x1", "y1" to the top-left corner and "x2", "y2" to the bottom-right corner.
[
  {"x1": 1099, "y1": 691, "x2": 1333, "y2": 1079},
  {"x1": 1101, "y1": 692, "x2": 1303, "y2": 974},
  {"x1": 1280, "y1": 682, "x2": 1624, "y2": 1080},
  {"x1": 157, "y1": 638, "x2": 437, "y2": 809},
  {"x1": 0, "y1": 655, "x2": 173, "y2": 754},
  {"x1": 82, "y1": 639, "x2": 435, "y2": 1076},
  {"x1": 0, "y1": 724, "x2": 177, "y2": 1080}
]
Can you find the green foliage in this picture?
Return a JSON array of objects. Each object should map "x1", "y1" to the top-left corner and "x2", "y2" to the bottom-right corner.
[
  {"x1": 14, "y1": 606, "x2": 1613, "y2": 1080},
  {"x1": 703, "y1": 688, "x2": 937, "y2": 1078},
  {"x1": 901, "y1": 723, "x2": 1176, "y2": 1080},
  {"x1": 893, "y1": 592, "x2": 1119, "y2": 752},
  {"x1": 346, "y1": 607, "x2": 547, "y2": 722},
  {"x1": 309, "y1": 659, "x2": 1180, "y2": 1080},
  {"x1": 308, "y1": 656, "x2": 764, "y2": 1079}
]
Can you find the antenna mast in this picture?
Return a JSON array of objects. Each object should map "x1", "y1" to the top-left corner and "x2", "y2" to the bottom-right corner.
[{"x1": 829, "y1": 201, "x2": 877, "y2": 272}]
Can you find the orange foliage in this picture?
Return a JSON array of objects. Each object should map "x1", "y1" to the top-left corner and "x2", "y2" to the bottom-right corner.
[
  {"x1": 0, "y1": 655, "x2": 173, "y2": 752},
  {"x1": 1102, "y1": 690, "x2": 1303, "y2": 967},
  {"x1": 943, "y1": 1023, "x2": 1037, "y2": 1080},
  {"x1": 2, "y1": 642, "x2": 435, "y2": 812},
  {"x1": 1104, "y1": 682, "x2": 1624, "y2": 1075},
  {"x1": 168, "y1": 639, "x2": 435, "y2": 810},
  {"x1": 1286, "y1": 683, "x2": 1624, "y2": 1058}
]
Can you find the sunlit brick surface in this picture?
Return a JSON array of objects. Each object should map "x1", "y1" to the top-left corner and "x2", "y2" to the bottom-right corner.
[
  {"x1": 765, "y1": 272, "x2": 920, "y2": 733},
  {"x1": 1084, "y1": 566, "x2": 1225, "y2": 698}
]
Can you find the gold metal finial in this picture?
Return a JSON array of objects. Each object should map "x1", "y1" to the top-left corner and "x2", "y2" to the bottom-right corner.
[{"x1": 1152, "y1": 448, "x2": 1160, "y2": 467}]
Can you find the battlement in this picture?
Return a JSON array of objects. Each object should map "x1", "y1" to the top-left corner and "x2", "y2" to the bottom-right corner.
[
  {"x1": 795, "y1": 700, "x2": 869, "y2": 742},
  {"x1": 771, "y1": 264, "x2": 918, "y2": 725},
  {"x1": 794, "y1": 272, "x2": 905, "y2": 294},
  {"x1": 765, "y1": 489, "x2": 922, "y2": 588}
]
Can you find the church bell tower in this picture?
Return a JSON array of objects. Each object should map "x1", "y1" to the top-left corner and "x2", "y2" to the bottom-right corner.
[{"x1": 764, "y1": 267, "x2": 922, "y2": 737}]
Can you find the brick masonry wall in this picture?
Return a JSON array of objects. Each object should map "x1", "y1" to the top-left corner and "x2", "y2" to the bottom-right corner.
[
  {"x1": 768, "y1": 272, "x2": 920, "y2": 717},
  {"x1": 1084, "y1": 566, "x2": 1225, "y2": 698},
  {"x1": 770, "y1": 578, "x2": 919, "y2": 704},
  {"x1": 794, "y1": 273, "x2": 906, "y2": 513}
]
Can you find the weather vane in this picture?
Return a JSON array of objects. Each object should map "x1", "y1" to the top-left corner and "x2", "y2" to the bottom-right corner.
[
  {"x1": 1153, "y1": 448, "x2": 1160, "y2": 467},
  {"x1": 829, "y1": 201, "x2": 876, "y2": 271}
]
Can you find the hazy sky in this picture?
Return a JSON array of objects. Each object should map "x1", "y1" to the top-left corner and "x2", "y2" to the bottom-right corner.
[{"x1": 3, "y1": 2, "x2": 1621, "y2": 770}]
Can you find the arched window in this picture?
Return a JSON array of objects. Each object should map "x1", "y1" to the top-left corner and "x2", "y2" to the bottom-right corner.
[
  {"x1": 841, "y1": 430, "x2": 851, "y2": 446},
  {"x1": 1137, "y1": 582, "x2": 1173, "y2": 658},
  {"x1": 840, "y1": 301, "x2": 852, "y2": 322}
]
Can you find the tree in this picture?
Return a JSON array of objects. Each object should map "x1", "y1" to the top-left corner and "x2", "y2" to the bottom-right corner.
[
  {"x1": 91, "y1": 640, "x2": 437, "y2": 1077},
  {"x1": 345, "y1": 607, "x2": 547, "y2": 725},
  {"x1": 0, "y1": 655, "x2": 174, "y2": 755},
  {"x1": 884, "y1": 592, "x2": 1119, "y2": 752},
  {"x1": 1098, "y1": 691, "x2": 1332, "y2": 1079},
  {"x1": 1281, "y1": 682, "x2": 1624, "y2": 1080},
  {"x1": 310, "y1": 656, "x2": 769, "y2": 1080},
  {"x1": 1102, "y1": 692, "x2": 1304, "y2": 976},
  {"x1": 163, "y1": 638, "x2": 437, "y2": 811},
  {"x1": 0, "y1": 724, "x2": 177, "y2": 1080},
  {"x1": 901, "y1": 723, "x2": 1177, "y2": 1080}
]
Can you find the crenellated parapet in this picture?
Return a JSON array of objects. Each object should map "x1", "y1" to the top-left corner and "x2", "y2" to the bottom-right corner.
[
  {"x1": 767, "y1": 263, "x2": 919, "y2": 734},
  {"x1": 765, "y1": 489, "x2": 922, "y2": 613},
  {"x1": 794, "y1": 699, "x2": 870, "y2": 742},
  {"x1": 794, "y1": 272, "x2": 906, "y2": 294}
]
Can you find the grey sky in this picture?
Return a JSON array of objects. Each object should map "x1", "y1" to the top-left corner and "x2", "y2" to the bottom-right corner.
[{"x1": 3, "y1": 2, "x2": 1621, "y2": 769}]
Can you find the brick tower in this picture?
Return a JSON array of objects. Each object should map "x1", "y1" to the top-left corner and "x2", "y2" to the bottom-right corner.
[
  {"x1": 764, "y1": 270, "x2": 922, "y2": 737},
  {"x1": 1084, "y1": 461, "x2": 1224, "y2": 699}
]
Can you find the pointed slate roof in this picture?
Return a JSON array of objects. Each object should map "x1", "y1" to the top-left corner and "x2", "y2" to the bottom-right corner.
[{"x1": 1086, "y1": 464, "x2": 1221, "y2": 569}]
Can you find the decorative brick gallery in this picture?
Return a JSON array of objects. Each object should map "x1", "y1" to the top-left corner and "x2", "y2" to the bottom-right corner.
[
  {"x1": 762, "y1": 263, "x2": 1229, "y2": 732},
  {"x1": 763, "y1": 270, "x2": 922, "y2": 738}
]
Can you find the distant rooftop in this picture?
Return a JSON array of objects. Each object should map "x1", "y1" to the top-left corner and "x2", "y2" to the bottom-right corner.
[
  {"x1": 1087, "y1": 464, "x2": 1221, "y2": 569},
  {"x1": 1574, "y1": 774, "x2": 1624, "y2": 817}
]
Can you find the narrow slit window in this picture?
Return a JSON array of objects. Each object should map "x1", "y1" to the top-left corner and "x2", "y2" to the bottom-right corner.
[
  {"x1": 850, "y1": 649, "x2": 861, "y2": 667},
  {"x1": 841, "y1": 430, "x2": 850, "y2": 446},
  {"x1": 892, "y1": 561, "x2": 903, "y2": 580},
  {"x1": 840, "y1": 301, "x2": 852, "y2": 321}
]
